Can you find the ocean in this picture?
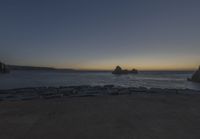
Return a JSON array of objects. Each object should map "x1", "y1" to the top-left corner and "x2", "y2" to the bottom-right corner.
[{"x1": 0, "y1": 70, "x2": 200, "y2": 90}]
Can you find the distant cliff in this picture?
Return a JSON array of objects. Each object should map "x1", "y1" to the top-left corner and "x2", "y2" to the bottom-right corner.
[
  {"x1": 112, "y1": 66, "x2": 138, "y2": 74},
  {"x1": 8, "y1": 65, "x2": 55, "y2": 71},
  {"x1": 7, "y1": 65, "x2": 77, "y2": 72}
]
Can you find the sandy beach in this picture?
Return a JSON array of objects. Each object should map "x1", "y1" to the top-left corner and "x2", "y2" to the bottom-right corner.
[{"x1": 1, "y1": 94, "x2": 200, "y2": 139}]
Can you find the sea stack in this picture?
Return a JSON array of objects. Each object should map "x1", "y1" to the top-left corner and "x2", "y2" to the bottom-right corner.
[
  {"x1": 0, "y1": 62, "x2": 9, "y2": 73},
  {"x1": 112, "y1": 66, "x2": 138, "y2": 75},
  {"x1": 188, "y1": 66, "x2": 200, "y2": 83},
  {"x1": 112, "y1": 66, "x2": 124, "y2": 74}
]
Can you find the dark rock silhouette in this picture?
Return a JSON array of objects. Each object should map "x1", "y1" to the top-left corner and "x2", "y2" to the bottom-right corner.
[
  {"x1": 188, "y1": 66, "x2": 200, "y2": 83},
  {"x1": 112, "y1": 66, "x2": 124, "y2": 74},
  {"x1": 112, "y1": 66, "x2": 138, "y2": 74},
  {"x1": 131, "y1": 69, "x2": 138, "y2": 74},
  {"x1": 0, "y1": 62, "x2": 9, "y2": 73}
]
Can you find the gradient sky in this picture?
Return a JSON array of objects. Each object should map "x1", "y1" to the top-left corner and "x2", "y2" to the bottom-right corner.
[{"x1": 0, "y1": 0, "x2": 200, "y2": 70}]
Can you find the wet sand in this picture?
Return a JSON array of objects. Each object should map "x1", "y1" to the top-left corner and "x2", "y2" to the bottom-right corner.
[{"x1": 0, "y1": 94, "x2": 200, "y2": 139}]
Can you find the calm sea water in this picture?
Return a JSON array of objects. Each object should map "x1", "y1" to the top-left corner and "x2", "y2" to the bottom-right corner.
[{"x1": 0, "y1": 70, "x2": 200, "y2": 90}]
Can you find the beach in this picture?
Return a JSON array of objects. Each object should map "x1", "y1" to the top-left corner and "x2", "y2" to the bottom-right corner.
[
  {"x1": 1, "y1": 0, "x2": 200, "y2": 138},
  {"x1": 1, "y1": 88, "x2": 200, "y2": 139}
]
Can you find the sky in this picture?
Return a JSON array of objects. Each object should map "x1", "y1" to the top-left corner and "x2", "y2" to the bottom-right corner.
[{"x1": 0, "y1": 0, "x2": 200, "y2": 70}]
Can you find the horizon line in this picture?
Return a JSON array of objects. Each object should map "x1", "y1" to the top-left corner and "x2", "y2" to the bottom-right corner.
[{"x1": 6, "y1": 64, "x2": 197, "y2": 72}]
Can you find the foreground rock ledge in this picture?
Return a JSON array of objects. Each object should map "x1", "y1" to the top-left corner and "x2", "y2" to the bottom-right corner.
[
  {"x1": 0, "y1": 85, "x2": 200, "y2": 102},
  {"x1": 188, "y1": 66, "x2": 200, "y2": 83}
]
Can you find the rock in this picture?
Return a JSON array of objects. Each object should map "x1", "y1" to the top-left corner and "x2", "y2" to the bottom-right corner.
[
  {"x1": 112, "y1": 66, "x2": 138, "y2": 75},
  {"x1": 130, "y1": 87, "x2": 148, "y2": 92},
  {"x1": 20, "y1": 95, "x2": 39, "y2": 101},
  {"x1": 0, "y1": 61, "x2": 9, "y2": 73},
  {"x1": 112, "y1": 66, "x2": 124, "y2": 74},
  {"x1": 59, "y1": 88, "x2": 74, "y2": 96},
  {"x1": 0, "y1": 94, "x2": 11, "y2": 100},
  {"x1": 118, "y1": 88, "x2": 131, "y2": 95},
  {"x1": 162, "y1": 89, "x2": 178, "y2": 94},
  {"x1": 177, "y1": 89, "x2": 200, "y2": 95},
  {"x1": 43, "y1": 94, "x2": 61, "y2": 99},
  {"x1": 104, "y1": 85, "x2": 114, "y2": 88},
  {"x1": 148, "y1": 88, "x2": 163, "y2": 94},
  {"x1": 130, "y1": 69, "x2": 138, "y2": 74},
  {"x1": 106, "y1": 88, "x2": 119, "y2": 95},
  {"x1": 39, "y1": 87, "x2": 61, "y2": 99},
  {"x1": 188, "y1": 66, "x2": 200, "y2": 83},
  {"x1": 14, "y1": 88, "x2": 37, "y2": 95}
]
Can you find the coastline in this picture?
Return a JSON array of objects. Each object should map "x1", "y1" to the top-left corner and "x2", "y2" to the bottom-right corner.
[{"x1": 0, "y1": 85, "x2": 200, "y2": 102}]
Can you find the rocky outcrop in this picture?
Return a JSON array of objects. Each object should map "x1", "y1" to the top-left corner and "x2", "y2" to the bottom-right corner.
[
  {"x1": 0, "y1": 62, "x2": 9, "y2": 73},
  {"x1": 112, "y1": 66, "x2": 138, "y2": 74},
  {"x1": 131, "y1": 69, "x2": 138, "y2": 74},
  {"x1": 188, "y1": 66, "x2": 200, "y2": 83},
  {"x1": 0, "y1": 86, "x2": 199, "y2": 102}
]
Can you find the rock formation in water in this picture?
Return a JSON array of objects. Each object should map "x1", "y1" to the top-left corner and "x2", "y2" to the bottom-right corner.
[
  {"x1": 112, "y1": 66, "x2": 124, "y2": 74},
  {"x1": 0, "y1": 62, "x2": 9, "y2": 73},
  {"x1": 131, "y1": 69, "x2": 138, "y2": 74},
  {"x1": 112, "y1": 66, "x2": 138, "y2": 74},
  {"x1": 188, "y1": 66, "x2": 200, "y2": 83}
]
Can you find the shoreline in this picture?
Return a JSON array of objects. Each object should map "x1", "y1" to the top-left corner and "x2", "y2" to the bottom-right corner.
[{"x1": 1, "y1": 85, "x2": 200, "y2": 102}]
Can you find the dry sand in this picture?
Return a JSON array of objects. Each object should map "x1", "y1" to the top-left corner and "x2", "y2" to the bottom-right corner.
[{"x1": 0, "y1": 94, "x2": 200, "y2": 139}]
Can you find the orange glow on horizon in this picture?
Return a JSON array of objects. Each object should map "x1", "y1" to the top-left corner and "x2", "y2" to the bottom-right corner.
[
  {"x1": 55, "y1": 63, "x2": 198, "y2": 71},
  {"x1": 10, "y1": 56, "x2": 200, "y2": 71}
]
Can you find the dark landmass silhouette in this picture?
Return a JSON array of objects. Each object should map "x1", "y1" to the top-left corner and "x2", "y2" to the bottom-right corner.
[
  {"x1": 5, "y1": 65, "x2": 111, "y2": 73},
  {"x1": 0, "y1": 61, "x2": 197, "y2": 74},
  {"x1": 112, "y1": 66, "x2": 138, "y2": 74},
  {"x1": 8, "y1": 65, "x2": 55, "y2": 71},
  {"x1": 188, "y1": 66, "x2": 200, "y2": 83},
  {"x1": 0, "y1": 62, "x2": 9, "y2": 73}
]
